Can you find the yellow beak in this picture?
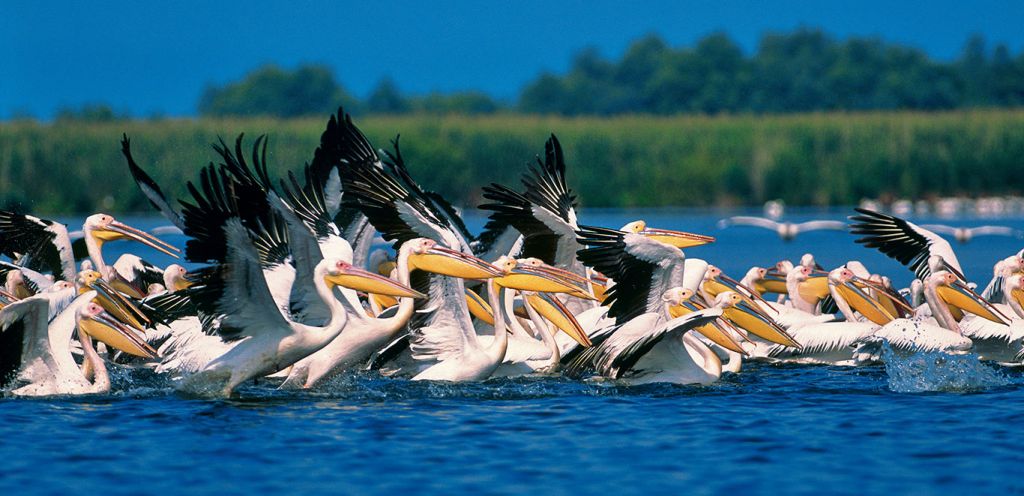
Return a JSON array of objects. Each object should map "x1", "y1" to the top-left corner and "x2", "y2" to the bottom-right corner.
[
  {"x1": 93, "y1": 220, "x2": 180, "y2": 258},
  {"x1": 833, "y1": 280, "x2": 894, "y2": 326},
  {"x1": 87, "y1": 277, "x2": 151, "y2": 329},
  {"x1": 496, "y1": 264, "x2": 594, "y2": 297},
  {"x1": 324, "y1": 266, "x2": 424, "y2": 298},
  {"x1": 79, "y1": 309, "x2": 158, "y2": 359},
  {"x1": 640, "y1": 227, "x2": 715, "y2": 249},
  {"x1": 937, "y1": 281, "x2": 1010, "y2": 325},
  {"x1": 465, "y1": 288, "x2": 495, "y2": 325},
  {"x1": 798, "y1": 276, "x2": 830, "y2": 303},
  {"x1": 372, "y1": 293, "x2": 399, "y2": 311},
  {"x1": 723, "y1": 301, "x2": 800, "y2": 348},
  {"x1": 757, "y1": 274, "x2": 789, "y2": 295},
  {"x1": 409, "y1": 246, "x2": 503, "y2": 280},
  {"x1": 525, "y1": 292, "x2": 592, "y2": 347}
]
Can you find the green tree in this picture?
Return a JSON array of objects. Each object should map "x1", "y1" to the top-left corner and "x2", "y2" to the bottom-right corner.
[
  {"x1": 198, "y1": 64, "x2": 354, "y2": 117},
  {"x1": 366, "y1": 77, "x2": 410, "y2": 114}
]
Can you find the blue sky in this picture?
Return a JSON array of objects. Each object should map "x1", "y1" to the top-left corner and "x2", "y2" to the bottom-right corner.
[{"x1": 4, "y1": 0, "x2": 1023, "y2": 118}]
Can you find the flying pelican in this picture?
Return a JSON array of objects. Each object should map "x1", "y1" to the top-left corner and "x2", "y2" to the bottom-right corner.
[
  {"x1": 718, "y1": 216, "x2": 845, "y2": 241},
  {"x1": 920, "y1": 224, "x2": 1024, "y2": 244},
  {"x1": 0, "y1": 290, "x2": 157, "y2": 396}
]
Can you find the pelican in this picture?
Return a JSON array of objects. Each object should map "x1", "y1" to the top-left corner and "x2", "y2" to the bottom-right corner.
[
  {"x1": 0, "y1": 290, "x2": 157, "y2": 396},
  {"x1": 565, "y1": 290, "x2": 732, "y2": 385},
  {"x1": 181, "y1": 219, "x2": 421, "y2": 396},
  {"x1": 920, "y1": 224, "x2": 1024, "y2": 244},
  {"x1": 718, "y1": 216, "x2": 845, "y2": 241}
]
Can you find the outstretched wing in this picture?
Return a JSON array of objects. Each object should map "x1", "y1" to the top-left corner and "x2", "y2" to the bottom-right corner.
[
  {"x1": 718, "y1": 216, "x2": 781, "y2": 230},
  {"x1": 0, "y1": 211, "x2": 75, "y2": 282},
  {"x1": 121, "y1": 134, "x2": 186, "y2": 231},
  {"x1": 849, "y1": 208, "x2": 963, "y2": 280},
  {"x1": 795, "y1": 220, "x2": 846, "y2": 232},
  {"x1": 186, "y1": 219, "x2": 292, "y2": 342}
]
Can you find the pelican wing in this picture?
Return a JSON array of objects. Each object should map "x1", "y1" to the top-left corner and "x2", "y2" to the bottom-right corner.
[
  {"x1": 719, "y1": 216, "x2": 782, "y2": 230},
  {"x1": 112, "y1": 254, "x2": 165, "y2": 294},
  {"x1": 341, "y1": 158, "x2": 463, "y2": 250},
  {"x1": 137, "y1": 290, "x2": 196, "y2": 326},
  {"x1": 187, "y1": 219, "x2": 292, "y2": 342},
  {"x1": 121, "y1": 134, "x2": 186, "y2": 231},
  {"x1": 380, "y1": 138, "x2": 475, "y2": 252},
  {"x1": 592, "y1": 310, "x2": 722, "y2": 379},
  {"x1": 970, "y1": 225, "x2": 1022, "y2": 238},
  {"x1": 480, "y1": 183, "x2": 561, "y2": 262},
  {"x1": 480, "y1": 135, "x2": 579, "y2": 265},
  {"x1": 0, "y1": 211, "x2": 75, "y2": 282},
  {"x1": 766, "y1": 322, "x2": 877, "y2": 357},
  {"x1": 576, "y1": 225, "x2": 684, "y2": 324},
  {"x1": 919, "y1": 224, "x2": 957, "y2": 236},
  {"x1": 0, "y1": 261, "x2": 51, "y2": 295},
  {"x1": 0, "y1": 297, "x2": 51, "y2": 387},
  {"x1": 849, "y1": 208, "x2": 963, "y2": 280},
  {"x1": 794, "y1": 220, "x2": 846, "y2": 232}
]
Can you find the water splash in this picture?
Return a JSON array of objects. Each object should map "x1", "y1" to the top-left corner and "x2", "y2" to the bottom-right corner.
[{"x1": 881, "y1": 343, "x2": 1011, "y2": 393}]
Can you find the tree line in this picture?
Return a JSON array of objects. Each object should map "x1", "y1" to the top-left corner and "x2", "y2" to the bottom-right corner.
[{"x1": 185, "y1": 29, "x2": 1024, "y2": 119}]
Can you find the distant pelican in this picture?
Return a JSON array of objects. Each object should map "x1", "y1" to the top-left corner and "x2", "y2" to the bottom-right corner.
[
  {"x1": 919, "y1": 224, "x2": 1024, "y2": 244},
  {"x1": 718, "y1": 216, "x2": 845, "y2": 241}
]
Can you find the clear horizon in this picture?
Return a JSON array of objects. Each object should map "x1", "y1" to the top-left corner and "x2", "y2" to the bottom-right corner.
[{"x1": 5, "y1": 0, "x2": 1024, "y2": 119}]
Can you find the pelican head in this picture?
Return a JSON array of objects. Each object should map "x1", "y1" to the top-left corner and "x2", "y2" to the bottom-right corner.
[
  {"x1": 405, "y1": 238, "x2": 503, "y2": 280},
  {"x1": 322, "y1": 259, "x2": 424, "y2": 298},
  {"x1": 83, "y1": 213, "x2": 180, "y2": 258},
  {"x1": 717, "y1": 290, "x2": 800, "y2": 348},
  {"x1": 787, "y1": 264, "x2": 812, "y2": 283},
  {"x1": 746, "y1": 267, "x2": 768, "y2": 281},
  {"x1": 162, "y1": 264, "x2": 191, "y2": 291},
  {"x1": 45, "y1": 280, "x2": 74, "y2": 293},
  {"x1": 932, "y1": 270, "x2": 1009, "y2": 324},
  {"x1": 77, "y1": 302, "x2": 158, "y2": 359},
  {"x1": 620, "y1": 220, "x2": 715, "y2": 249},
  {"x1": 662, "y1": 287, "x2": 695, "y2": 306}
]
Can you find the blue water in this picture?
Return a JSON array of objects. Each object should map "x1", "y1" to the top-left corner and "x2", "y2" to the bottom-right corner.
[{"x1": 6, "y1": 208, "x2": 1024, "y2": 495}]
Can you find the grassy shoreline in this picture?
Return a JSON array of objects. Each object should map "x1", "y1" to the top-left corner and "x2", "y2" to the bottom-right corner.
[{"x1": 2, "y1": 109, "x2": 1023, "y2": 214}]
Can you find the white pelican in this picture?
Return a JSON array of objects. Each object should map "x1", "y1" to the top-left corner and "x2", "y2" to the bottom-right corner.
[
  {"x1": 981, "y1": 255, "x2": 1024, "y2": 304},
  {"x1": 717, "y1": 216, "x2": 845, "y2": 241},
  {"x1": 565, "y1": 290, "x2": 732, "y2": 385},
  {"x1": 180, "y1": 218, "x2": 421, "y2": 396},
  {"x1": 0, "y1": 290, "x2": 157, "y2": 396},
  {"x1": 920, "y1": 224, "x2": 1024, "y2": 244}
]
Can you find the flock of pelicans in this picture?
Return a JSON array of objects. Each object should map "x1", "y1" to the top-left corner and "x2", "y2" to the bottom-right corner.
[{"x1": 2, "y1": 108, "x2": 1024, "y2": 398}]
